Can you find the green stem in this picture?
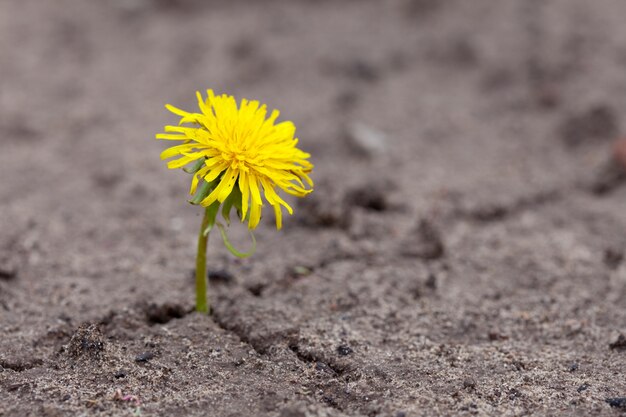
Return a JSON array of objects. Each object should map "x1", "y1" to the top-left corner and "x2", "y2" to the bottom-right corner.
[{"x1": 196, "y1": 207, "x2": 211, "y2": 314}]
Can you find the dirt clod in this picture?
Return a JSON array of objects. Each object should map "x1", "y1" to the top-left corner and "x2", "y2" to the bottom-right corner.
[{"x1": 67, "y1": 324, "x2": 104, "y2": 359}]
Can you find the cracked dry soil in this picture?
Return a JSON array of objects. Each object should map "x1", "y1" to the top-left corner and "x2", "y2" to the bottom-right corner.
[{"x1": 2, "y1": 0, "x2": 626, "y2": 416}]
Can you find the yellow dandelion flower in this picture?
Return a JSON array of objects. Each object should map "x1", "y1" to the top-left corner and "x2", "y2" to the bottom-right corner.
[{"x1": 156, "y1": 89, "x2": 314, "y2": 230}]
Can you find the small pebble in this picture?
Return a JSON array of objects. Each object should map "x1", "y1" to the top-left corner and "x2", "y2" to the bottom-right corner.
[
  {"x1": 577, "y1": 383, "x2": 590, "y2": 393},
  {"x1": 336, "y1": 345, "x2": 353, "y2": 356},
  {"x1": 135, "y1": 351, "x2": 155, "y2": 363},
  {"x1": 606, "y1": 398, "x2": 626, "y2": 409},
  {"x1": 114, "y1": 370, "x2": 127, "y2": 379},
  {"x1": 568, "y1": 362, "x2": 579, "y2": 372}
]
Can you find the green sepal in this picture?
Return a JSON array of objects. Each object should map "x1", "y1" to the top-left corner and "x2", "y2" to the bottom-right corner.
[
  {"x1": 216, "y1": 222, "x2": 256, "y2": 258},
  {"x1": 183, "y1": 158, "x2": 205, "y2": 174},
  {"x1": 189, "y1": 180, "x2": 213, "y2": 205},
  {"x1": 221, "y1": 186, "x2": 243, "y2": 225},
  {"x1": 202, "y1": 202, "x2": 221, "y2": 236}
]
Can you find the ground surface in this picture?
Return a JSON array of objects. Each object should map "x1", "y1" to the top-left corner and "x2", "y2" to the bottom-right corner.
[{"x1": 1, "y1": 0, "x2": 626, "y2": 416}]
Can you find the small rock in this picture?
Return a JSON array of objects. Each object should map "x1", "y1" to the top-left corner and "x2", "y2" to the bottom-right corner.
[
  {"x1": 114, "y1": 370, "x2": 127, "y2": 379},
  {"x1": 336, "y1": 345, "x2": 353, "y2": 356},
  {"x1": 577, "y1": 383, "x2": 590, "y2": 393},
  {"x1": 345, "y1": 123, "x2": 388, "y2": 158},
  {"x1": 135, "y1": 351, "x2": 155, "y2": 363},
  {"x1": 609, "y1": 334, "x2": 626, "y2": 351},
  {"x1": 568, "y1": 362, "x2": 579, "y2": 372},
  {"x1": 606, "y1": 398, "x2": 626, "y2": 409}
]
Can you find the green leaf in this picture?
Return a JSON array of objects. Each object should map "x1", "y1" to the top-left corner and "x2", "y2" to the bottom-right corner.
[{"x1": 216, "y1": 222, "x2": 256, "y2": 258}]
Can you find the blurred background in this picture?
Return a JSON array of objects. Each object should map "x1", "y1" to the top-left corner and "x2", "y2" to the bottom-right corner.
[
  {"x1": 2, "y1": 0, "x2": 626, "y2": 415},
  {"x1": 3, "y1": 0, "x2": 626, "y2": 274}
]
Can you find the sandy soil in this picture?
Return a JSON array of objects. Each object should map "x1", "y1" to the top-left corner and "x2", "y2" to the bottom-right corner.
[{"x1": 2, "y1": 0, "x2": 626, "y2": 416}]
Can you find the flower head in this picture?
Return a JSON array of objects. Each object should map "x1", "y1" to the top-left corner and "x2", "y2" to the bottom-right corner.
[{"x1": 157, "y1": 89, "x2": 313, "y2": 229}]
